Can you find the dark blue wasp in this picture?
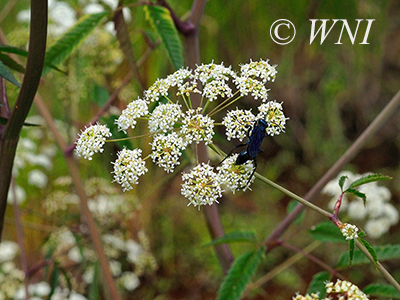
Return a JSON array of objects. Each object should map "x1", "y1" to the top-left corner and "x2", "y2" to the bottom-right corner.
[{"x1": 220, "y1": 118, "x2": 269, "y2": 189}]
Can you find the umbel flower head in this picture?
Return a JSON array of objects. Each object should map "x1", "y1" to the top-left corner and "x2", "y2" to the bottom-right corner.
[
  {"x1": 293, "y1": 279, "x2": 369, "y2": 300},
  {"x1": 74, "y1": 60, "x2": 287, "y2": 206}
]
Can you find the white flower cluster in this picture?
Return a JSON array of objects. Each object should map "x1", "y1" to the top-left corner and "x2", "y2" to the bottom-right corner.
[
  {"x1": 323, "y1": 171, "x2": 398, "y2": 239},
  {"x1": 115, "y1": 98, "x2": 149, "y2": 133},
  {"x1": 181, "y1": 163, "x2": 224, "y2": 207},
  {"x1": 341, "y1": 223, "x2": 359, "y2": 240},
  {"x1": 75, "y1": 122, "x2": 112, "y2": 160},
  {"x1": 293, "y1": 279, "x2": 369, "y2": 300},
  {"x1": 112, "y1": 148, "x2": 148, "y2": 191},
  {"x1": 216, "y1": 154, "x2": 255, "y2": 193},
  {"x1": 223, "y1": 100, "x2": 287, "y2": 142},
  {"x1": 43, "y1": 227, "x2": 157, "y2": 294},
  {"x1": 74, "y1": 60, "x2": 286, "y2": 205}
]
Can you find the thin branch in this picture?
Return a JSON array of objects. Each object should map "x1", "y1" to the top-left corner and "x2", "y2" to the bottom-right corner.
[{"x1": 265, "y1": 88, "x2": 400, "y2": 246}]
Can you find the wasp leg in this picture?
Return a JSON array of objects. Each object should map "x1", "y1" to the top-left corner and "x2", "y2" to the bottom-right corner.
[
  {"x1": 238, "y1": 159, "x2": 257, "y2": 190},
  {"x1": 219, "y1": 142, "x2": 248, "y2": 165}
]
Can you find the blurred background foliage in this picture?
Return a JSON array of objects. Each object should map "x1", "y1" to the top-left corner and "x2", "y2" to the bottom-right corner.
[{"x1": 1, "y1": 0, "x2": 400, "y2": 299}]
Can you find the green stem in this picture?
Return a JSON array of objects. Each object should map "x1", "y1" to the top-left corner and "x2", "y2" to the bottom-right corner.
[{"x1": 265, "y1": 87, "x2": 400, "y2": 246}]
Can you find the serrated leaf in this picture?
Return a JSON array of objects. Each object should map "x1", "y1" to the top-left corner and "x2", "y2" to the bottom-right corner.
[
  {"x1": 349, "y1": 238, "x2": 355, "y2": 265},
  {"x1": 348, "y1": 173, "x2": 392, "y2": 189},
  {"x1": 144, "y1": 5, "x2": 184, "y2": 70},
  {"x1": 307, "y1": 271, "x2": 330, "y2": 298},
  {"x1": 0, "y1": 59, "x2": 20, "y2": 87},
  {"x1": 216, "y1": 246, "x2": 265, "y2": 300},
  {"x1": 204, "y1": 231, "x2": 257, "y2": 247},
  {"x1": 345, "y1": 188, "x2": 366, "y2": 205},
  {"x1": 359, "y1": 238, "x2": 377, "y2": 269},
  {"x1": 363, "y1": 284, "x2": 400, "y2": 299},
  {"x1": 337, "y1": 244, "x2": 400, "y2": 268},
  {"x1": 309, "y1": 221, "x2": 346, "y2": 243},
  {"x1": 338, "y1": 175, "x2": 348, "y2": 190},
  {"x1": 42, "y1": 12, "x2": 108, "y2": 76}
]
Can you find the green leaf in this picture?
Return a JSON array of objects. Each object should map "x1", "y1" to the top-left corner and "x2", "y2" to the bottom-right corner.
[
  {"x1": 363, "y1": 284, "x2": 400, "y2": 299},
  {"x1": 42, "y1": 12, "x2": 108, "y2": 76},
  {"x1": 216, "y1": 246, "x2": 265, "y2": 300},
  {"x1": 358, "y1": 238, "x2": 377, "y2": 269},
  {"x1": 47, "y1": 267, "x2": 59, "y2": 300},
  {"x1": 349, "y1": 238, "x2": 355, "y2": 265},
  {"x1": 345, "y1": 188, "x2": 366, "y2": 205},
  {"x1": 0, "y1": 53, "x2": 25, "y2": 73},
  {"x1": 0, "y1": 59, "x2": 20, "y2": 87},
  {"x1": 0, "y1": 44, "x2": 28, "y2": 56},
  {"x1": 337, "y1": 244, "x2": 400, "y2": 268},
  {"x1": 348, "y1": 173, "x2": 392, "y2": 189},
  {"x1": 307, "y1": 271, "x2": 330, "y2": 298},
  {"x1": 338, "y1": 175, "x2": 348, "y2": 191},
  {"x1": 309, "y1": 221, "x2": 346, "y2": 243},
  {"x1": 144, "y1": 5, "x2": 184, "y2": 70},
  {"x1": 204, "y1": 231, "x2": 258, "y2": 247}
]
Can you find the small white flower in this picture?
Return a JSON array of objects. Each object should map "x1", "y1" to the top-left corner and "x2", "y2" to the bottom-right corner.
[
  {"x1": 364, "y1": 218, "x2": 391, "y2": 239},
  {"x1": 0, "y1": 241, "x2": 19, "y2": 263},
  {"x1": 166, "y1": 67, "x2": 193, "y2": 87},
  {"x1": 384, "y1": 203, "x2": 399, "y2": 225},
  {"x1": 340, "y1": 223, "x2": 359, "y2": 240},
  {"x1": 28, "y1": 169, "x2": 48, "y2": 188},
  {"x1": 233, "y1": 76, "x2": 269, "y2": 101},
  {"x1": 119, "y1": 272, "x2": 140, "y2": 291},
  {"x1": 216, "y1": 154, "x2": 255, "y2": 192},
  {"x1": 68, "y1": 246, "x2": 83, "y2": 263},
  {"x1": 257, "y1": 101, "x2": 288, "y2": 136},
  {"x1": 239, "y1": 59, "x2": 278, "y2": 83},
  {"x1": 75, "y1": 123, "x2": 112, "y2": 160},
  {"x1": 202, "y1": 80, "x2": 233, "y2": 101},
  {"x1": 148, "y1": 103, "x2": 182, "y2": 133},
  {"x1": 194, "y1": 62, "x2": 236, "y2": 85},
  {"x1": 180, "y1": 108, "x2": 215, "y2": 145},
  {"x1": 112, "y1": 148, "x2": 148, "y2": 192},
  {"x1": 176, "y1": 80, "x2": 200, "y2": 96},
  {"x1": 115, "y1": 98, "x2": 149, "y2": 133},
  {"x1": 126, "y1": 239, "x2": 144, "y2": 264},
  {"x1": 325, "y1": 279, "x2": 369, "y2": 300},
  {"x1": 347, "y1": 200, "x2": 367, "y2": 220},
  {"x1": 150, "y1": 133, "x2": 185, "y2": 173},
  {"x1": 181, "y1": 163, "x2": 223, "y2": 207},
  {"x1": 222, "y1": 108, "x2": 255, "y2": 141},
  {"x1": 144, "y1": 78, "x2": 171, "y2": 102}
]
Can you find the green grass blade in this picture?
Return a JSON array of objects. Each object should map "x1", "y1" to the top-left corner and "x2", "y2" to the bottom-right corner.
[
  {"x1": 216, "y1": 246, "x2": 265, "y2": 300},
  {"x1": 42, "y1": 12, "x2": 108, "y2": 76},
  {"x1": 144, "y1": 5, "x2": 184, "y2": 70}
]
